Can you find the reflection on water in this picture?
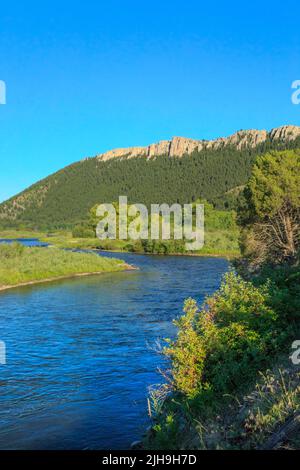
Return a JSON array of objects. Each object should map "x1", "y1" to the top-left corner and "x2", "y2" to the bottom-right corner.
[
  {"x1": 0, "y1": 238, "x2": 48, "y2": 247},
  {"x1": 0, "y1": 248, "x2": 229, "y2": 449}
]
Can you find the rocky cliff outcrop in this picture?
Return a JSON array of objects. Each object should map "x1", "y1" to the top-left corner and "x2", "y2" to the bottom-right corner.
[
  {"x1": 269, "y1": 125, "x2": 300, "y2": 142},
  {"x1": 95, "y1": 125, "x2": 300, "y2": 161}
]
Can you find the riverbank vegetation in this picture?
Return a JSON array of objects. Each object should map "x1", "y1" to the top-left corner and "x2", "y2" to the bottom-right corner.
[
  {"x1": 145, "y1": 149, "x2": 300, "y2": 450},
  {"x1": 0, "y1": 201, "x2": 241, "y2": 257},
  {"x1": 0, "y1": 243, "x2": 128, "y2": 289},
  {"x1": 68, "y1": 200, "x2": 240, "y2": 257}
]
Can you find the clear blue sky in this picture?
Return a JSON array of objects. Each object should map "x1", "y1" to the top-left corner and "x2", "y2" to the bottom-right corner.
[{"x1": 0, "y1": 0, "x2": 299, "y2": 203}]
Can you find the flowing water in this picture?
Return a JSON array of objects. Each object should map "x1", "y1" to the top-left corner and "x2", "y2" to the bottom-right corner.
[{"x1": 0, "y1": 242, "x2": 229, "y2": 449}]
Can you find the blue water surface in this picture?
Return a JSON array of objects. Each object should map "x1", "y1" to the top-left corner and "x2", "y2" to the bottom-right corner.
[
  {"x1": 0, "y1": 238, "x2": 48, "y2": 247},
  {"x1": 0, "y1": 245, "x2": 229, "y2": 449}
]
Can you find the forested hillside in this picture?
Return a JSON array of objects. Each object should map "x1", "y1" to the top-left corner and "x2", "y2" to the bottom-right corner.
[{"x1": 1, "y1": 130, "x2": 300, "y2": 230}]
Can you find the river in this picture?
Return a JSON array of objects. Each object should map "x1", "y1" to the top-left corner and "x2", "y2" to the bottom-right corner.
[{"x1": 0, "y1": 244, "x2": 229, "y2": 449}]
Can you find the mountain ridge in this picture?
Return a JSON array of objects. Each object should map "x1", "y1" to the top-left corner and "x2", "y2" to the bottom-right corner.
[
  {"x1": 95, "y1": 125, "x2": 300, "y2": 161},
  {"x1": 1, "y1": 124, "x2": 300, "y2": 229}
]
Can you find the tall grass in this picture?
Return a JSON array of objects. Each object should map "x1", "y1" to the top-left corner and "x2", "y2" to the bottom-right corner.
[{"x1": 0, "y1": 243, "x2": 127, "y2": 287}]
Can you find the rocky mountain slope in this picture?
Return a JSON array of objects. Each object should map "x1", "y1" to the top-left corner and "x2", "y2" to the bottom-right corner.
[
  {"x1": 96, "y1": 125, "x2": 300, "y2": 161},
  {"x1": 1, "y1": 125, "x2": 300, "y2": 229}
]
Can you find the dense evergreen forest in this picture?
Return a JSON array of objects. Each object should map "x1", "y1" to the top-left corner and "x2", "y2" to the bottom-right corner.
[{"x1": 1, "y1": 136, "x2": 300, "y2": 229}]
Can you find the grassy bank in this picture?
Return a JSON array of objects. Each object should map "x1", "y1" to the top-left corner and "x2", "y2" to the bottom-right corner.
[
  {"x1": 45, "y1": 232, "x2": 240, "y2": 257},
  {"x1": 42, "y1": 231, "x2": 240, "y2": 257},
  {"x1": 0, "y1": 228, "x2": 240, "y2": 258},
  {"x1": 0, "y1": 243, "x2": 130, "y2": 290},
  {"x1": 0, "y1": 229, "x2": 48, "y2": 239},
  {"x1": 145, "y1": 358, "x2": 300, "y2": 450}
]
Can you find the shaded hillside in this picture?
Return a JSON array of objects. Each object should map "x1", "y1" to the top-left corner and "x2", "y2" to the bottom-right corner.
[{"x1": 1, "y1": 129, "x2": 300, "y2": 229}]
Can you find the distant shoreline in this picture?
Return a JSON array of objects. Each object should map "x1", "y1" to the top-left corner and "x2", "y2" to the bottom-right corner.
[
  {"x1": 0, "y1": 263, "x2": 137, "y2": 293},
  {"x1": 95, "y1": 247, "x2": 238, "y2": 260},
  {"x1": 0, "y1": 231, "x2": 240, "y2": 260}
]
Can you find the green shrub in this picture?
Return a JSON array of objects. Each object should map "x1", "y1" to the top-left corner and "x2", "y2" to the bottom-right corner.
[
  {"x1": 164, "y1": 272, "x2": 278, "y2": 400},
  {"x1": 72, "y1": 224, "x2": 95, "y2": 238},
  {"x1": 254, "y1": 264, "x2": 300, "y2": 341}
]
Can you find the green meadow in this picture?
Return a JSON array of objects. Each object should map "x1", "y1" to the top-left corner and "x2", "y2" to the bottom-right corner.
[{"x1": 0, "y1": 242, "x2": 128, "y2": 289}]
